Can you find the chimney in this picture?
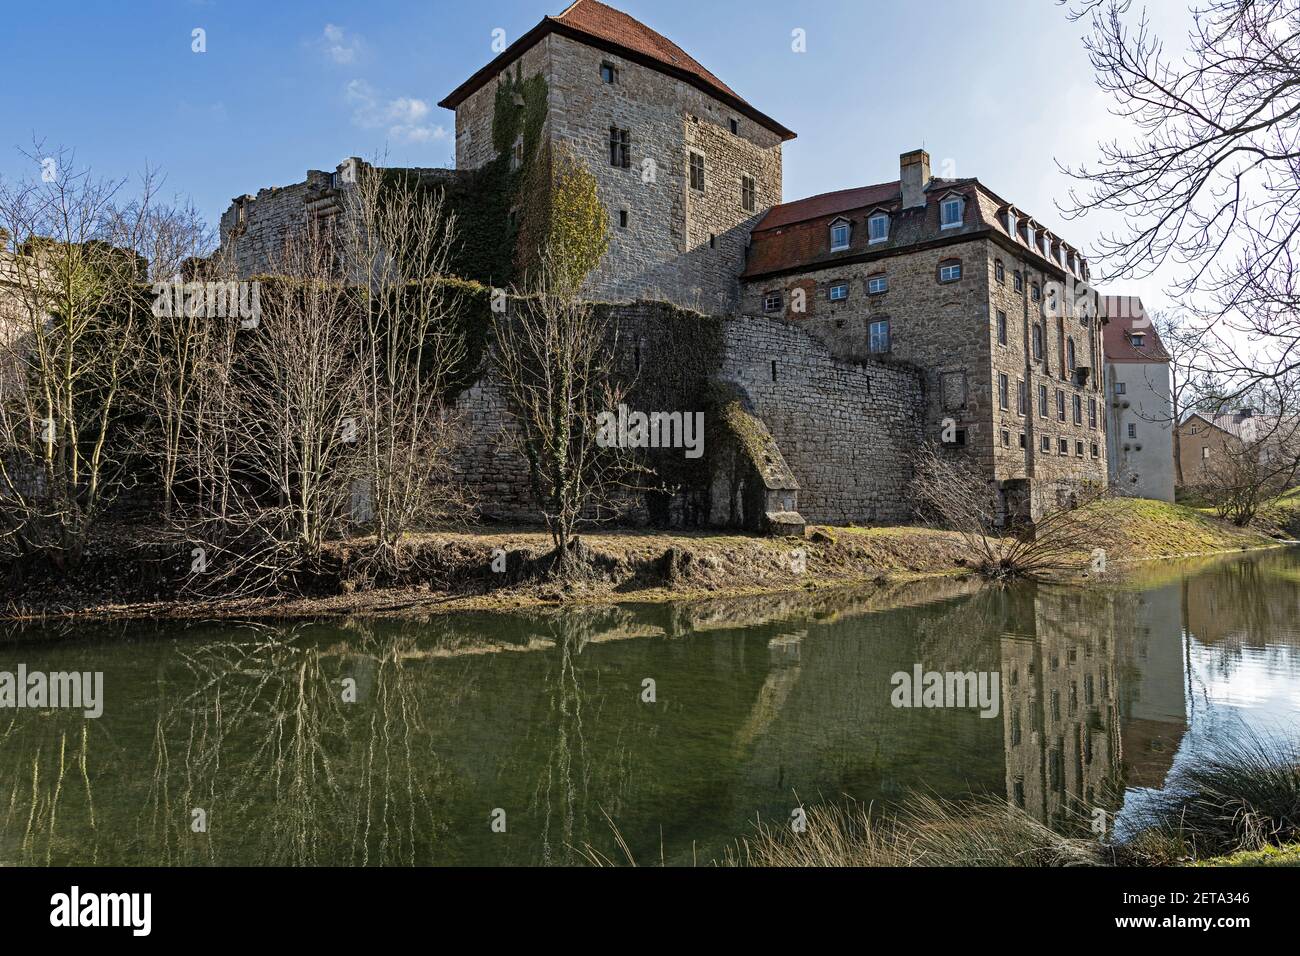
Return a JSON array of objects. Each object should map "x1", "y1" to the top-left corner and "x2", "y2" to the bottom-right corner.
[{"x1": 900, "y1": 149, "x2": 931, "y2": 209}]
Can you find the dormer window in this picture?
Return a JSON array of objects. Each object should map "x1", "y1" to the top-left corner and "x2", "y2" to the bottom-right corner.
[
  {"x1": 941, "y1": 196, "x2": 964, "y2": 229},
  {"x1": 868, "y1": 212, "x2": 889, "y2": 244},
  {"x1": 1004, "y1": 209, "x2": 1016, "y2": 236},
  {"x1": 1131, "y1": 333, "x2": 1145, "y2": 347},
  {"x1": 830, "y1": 218, "x2": 851, "y2": 252}
]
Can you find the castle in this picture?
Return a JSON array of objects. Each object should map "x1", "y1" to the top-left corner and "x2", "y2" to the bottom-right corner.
[{"x1": 216, "y1": 0, "x2": 1110, "y2": 530}]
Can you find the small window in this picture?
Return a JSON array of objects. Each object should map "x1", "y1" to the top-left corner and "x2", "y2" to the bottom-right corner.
[
  {"x1": 868, "y1": 213, "x2": 889, "y2": 244},
  {"x1": 1127, "y1": 423, "x2": 1137, "y2": 439},
  {"x1": 868, "y1": 318, "x2": 891, "y2": 353},
  {"x1": 619, "y1": 209, "x2": 628, "y2": 229},
  {"x1": 600, "y1": 62, "x2": 618, "y2": 84},
  {"x1": 941, "y1": 197, "x2": 963, "y2": 228},
  {"x1": 1131, "y1": 333, "x2": 1145, "y2": 347},
  {"x1": 1089, "y1": 398, "x2": 1097, "y2": 428},
  {"x1": 730, "y1": 118, "x2": 739, "y2": 135},
  {"x1": 709, "y1": 233, "x2": 716, "y2": 249},
  {"x1": 867, "y1": 274, "x2": 888, "y2": 295},
  {"x1": 763, "y1": 290, "x2": 782, "y2": 313},
  {"x1": 1076, "y1": 440, "x2": 1085, "y2": 458},
  {"x1": 1038, "y1": 384, "x2": 1048, "y2": 418},
  {"x1": 1032, "y1": 324, "x2": 1044, "y2": 361},
  {"x1": 741, "y1": 175, "x2": 756, "y2": 213},
  {"x1": 1059, "y1": 438, "x2": 1069, "y2": 455},
  {"x1": 829, "y1": 282, "x2": 848, "y2": 302},
  {"x1": 1017, "y1": 380, "x2": 1026, "y2": 415},
  {"x1": 1031, "y1": 282, "x2": 1041, "y2": 302},
  {"x1": 996, "y1": 310, "x2": 1007, "y2": 345},
  {"x1": 999, "y1": 373, "x2": 1009, "y2": 410},
  {"x1": 830, "y1": 219, "x2": 851, "y2": 252},
  {"x1": 1019, "y1": 433, "x2": 1026, "y2": 449},
  {"x1": 1041, "y1": 434, "x2": 1051, "y2": 452},
  {"x1": 1091, "y1": 442, "x2": 1099, "y2": 458},
  {"x1": 1202, "y1": 446, "x2": 1210, "y2": 460},
  {"x1": 1014, "y1": 270, "x2": 1024, "y2": 293},
  {"x1": 1073, "y1": 394, "x2": 1082, "y2": 425},
  {"x1": 1115, "y1": 381, "x2": 1127, "y2": 395},
  {"x1": 609, "y1": 127, "x2": 630, "y2": 168},
  {"x1": 1001, "y1": 429, "x2": 1010, "y2": 448},
  {"x1": 1056, "y1": 390, "x2": 1066, "y2": 422},
  {"x1": 689, "y1": 152, "x2": 705, "y2": 191},
  {"x1": 938, "y1": 259, "x2": 962, "y2": 282},
  {"x1": 995, "y1": 260, "x2": 1005, "y2": 284},
  {"x1": 1067, "y1": 337, "x2": 1077, "y2": 371}
]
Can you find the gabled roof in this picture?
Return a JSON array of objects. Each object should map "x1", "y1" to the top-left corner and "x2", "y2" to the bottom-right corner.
[
  {"x1": 438, "y1": 0, "x2": 795, "y2": 141},
  {"x1": 1102, "y1": 296, "x2": 1170, "y2": 363}
]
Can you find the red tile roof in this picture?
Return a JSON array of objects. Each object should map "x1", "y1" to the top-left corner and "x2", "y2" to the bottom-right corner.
[
  {"x1": 751, "y1": 182, "x2": 902, "y2": 233},
  {"x1": 439, "y1": 0, "x2": 795, "y2": 141},
  {"x1": 1102, "y1": 296, "x2": 1170, "y2": 363}
]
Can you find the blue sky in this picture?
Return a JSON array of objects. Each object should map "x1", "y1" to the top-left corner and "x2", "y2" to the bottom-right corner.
[{"x1": 0, "y1": 0, "x2": 1188, "y2": 308}]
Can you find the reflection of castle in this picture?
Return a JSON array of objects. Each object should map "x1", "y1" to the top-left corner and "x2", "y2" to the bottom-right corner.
[
  {"x1": 1000, "y1": 589, "x2": 1122, "y2": 827},
  {"x1": 1114, "y1": 585, "x2": 1187, "y2": 790}
]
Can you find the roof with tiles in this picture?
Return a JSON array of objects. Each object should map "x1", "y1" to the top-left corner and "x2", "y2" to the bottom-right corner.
[
  {"x1": 439, "y1": 0, "x2": 795, "y2": 140},
  {"x1": 1102, "y1": 296, "x2": 1170, "y2": 363}
]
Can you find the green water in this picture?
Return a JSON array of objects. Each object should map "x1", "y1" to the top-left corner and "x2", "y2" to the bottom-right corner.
[{"x1": 2, "y1": 548, "x2": 1299, "y2": 866}]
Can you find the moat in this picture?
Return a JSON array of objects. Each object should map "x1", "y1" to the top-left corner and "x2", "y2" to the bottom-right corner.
[{"x1": 2, "y1": 548, "x2": 1298, "y2": 866}]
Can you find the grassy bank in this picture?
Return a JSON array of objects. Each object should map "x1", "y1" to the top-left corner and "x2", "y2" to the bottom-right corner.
[{"x1": 0, "y1": 496, "x2": 1282, "y2": 624}]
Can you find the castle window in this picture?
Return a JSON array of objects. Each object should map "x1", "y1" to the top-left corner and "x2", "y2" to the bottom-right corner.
[
  {"x1": 1067, "y1": 337, "x2": 1077, "y2": 371},
  {"x1": 1017, "y1": 380, "x2": 1027, "y2": 415},
  {"x1": 1031, "y1": 282, "x2": 1041, "y2": 302},
  {"x1": 1073, "y1": 394, "x2": 1082, "y2": 424},
  {"x1": 1059, "y1": 438, "x2": 1069, "y2": 455},
  {"x1": 868, "y1": 318, "x2": 891, "y2": 353},
  {"x1": 1089, "y1": 398, "x2": 1097, "y2": 428},
  {"x1": 830, "y1": 218, "x2": 851, "y2": 252},
  {"x1": 995, "y1": 259, "x2": 1005, "y2": 284},
  {"x1": 1056, "y1": 389, "x2": 1066, "y2": 422},
  {"x1": 996, "y1": 310, "x2": 1007, "y2": 345},
  {"x1": 600, "y1": 62, "x2": 618, "y2": 84},
  {"x1": 868, "y1": 212, "x2": 889, "y2": 244},
  {"x1": 1014, "y1": 270, "x2": 1024, "y2": 293},
  {"x1": 829, "y1": 282, "x2": 849, "y2": 302},
  {"x1": 730, "y1": 118, "x2": 739, "y2": 135},
  {"x1": 867, "y1": 274, "x2": 888, "y2": 295},
  {"x1": 938, "y1": 259, "x2": 962, "y2": 282},
  {"x1": 609, "y1": 127, "x2": 630, "y2": 168},
  {"x1": 619, "y1": 210, "x2": 628, "y2": 229},
  {"x1": 1090, "y1": 443, "x2": 1099, "y2": 458},
  {"x1": 999, "y1": 373, "x2": 1009, "y2": 410},
  {"x1": 1001, "y1": 429, "x2": 1010, "y2": 448},
  {"x1": 941, "y1": 196, "x2": 964, "y2": 228},
  {"x1": 1076, "y1": 440, "x2": 1085, "y2": 458},
  {"x1": 763, "y1": 290, "x2": 782, "y2": 313},
  {"x1": 1038, "y1": 384, "x2": 1048, "y2": 417},
  {"x1": 1202, "y1": 446, "x2": 1210, "y2": 459},
  {"x1": 709, "y1": 233, "x2": 716, "y2": 249},
  {"x1": 689, "y1": 152, "x2": 705, "y2": 191},
  {"x1": 1020, "y1": 433, "x2": 1026, "y2": 448},
  {"x1": 1041, "y1": 434, "x2": 1051, "y2": 452},
  {"x1": 741, "y1": 175, "x2": 756, "y2": 212}
]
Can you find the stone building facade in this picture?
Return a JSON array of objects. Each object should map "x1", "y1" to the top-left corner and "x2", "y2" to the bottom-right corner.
[{"x1": 438, "y1": 0, "x2": 792, "y2": 312}]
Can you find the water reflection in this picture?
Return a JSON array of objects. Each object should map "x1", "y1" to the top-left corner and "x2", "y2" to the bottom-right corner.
[{"x1": 1, "y1": 548, "x2": 1298, "y2": 865}]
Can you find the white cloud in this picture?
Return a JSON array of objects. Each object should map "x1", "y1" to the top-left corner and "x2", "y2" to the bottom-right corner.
[
  {"x1": 320, "y1": 23, "x2": 362, "y2": 65},
  {"x1": 345, "y1": 79, "x2": 447, "y2": 145}
]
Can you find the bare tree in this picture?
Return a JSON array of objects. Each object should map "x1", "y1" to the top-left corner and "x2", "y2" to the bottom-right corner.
[
  {"x1": 1060, "y1": 0, "x2": 1300, "y2": 400},
  {"x1": 340, "y1": 162, "x2": 470, "y2": 573},
  {"x1": 911, "y1": 445, "x2": 1118, "y2": 579}
]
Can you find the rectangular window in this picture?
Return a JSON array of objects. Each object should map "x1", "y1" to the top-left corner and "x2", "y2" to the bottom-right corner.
[
  {"x1": 1091, "y1": 442, "x2": 1099, "y2": 458},
  {"x1": 1019, "y1": 433, "x2": 1026, "y2": 449},
  {"x1": 1076, "y1": 440, "x2": 1084, "y2": 458},
  {"x1": 1017, "y1": 380, "x2": 1026, "y2": 415},
  {"x1": 868, "y1": 318, "x2": 891, "y2": 354},
  {"x1": 869, "y1": 214, "x2": 889, "y2": 243},
  {"x1": 1073, "y1": 394, "x2": 1082, "y2": 425},
  {"x1": 1038, "y1": 384, "x2": 1048, "y2": 418},
  {"x1": 1131, "y1": 333, "x2": 1145, "y2": 347},
  {"x1": 1056, "y1": 389, "x2": 1066, "y2": 422},
  {"x1": 763, "y1": 290, "x2": 782, "y2": 313},
  {"x1": 941, "y1": 198, "x2": 962, "y2": 227},
  {"x1": 1041, "y1": 434, "x2": 1051, "y2": 452},
  {"x1": 618, "y1": 209, "x2": 628, "y2": 229},
  {"x1": 1089, "y1": 398, "x2": 1097, "y2": 428},
  {"x1": 999, "y1": 373, "x2": 1009, "y2": 410},
  {"x1": 1001, "y1": 429, "x2": 1010, "y2": 447},
  {"x1": 741, "y1": 175, "x2": 756, "y2": 213},
  {"x1": 730, "y1": 118, "x2": 739, "y2": 135},
  {"x1": 1115, "y1": 381, "x2": 1127, "y2": 395},
  {"x1": 995, "y1": 260, "x2": 1005, "y2": 284},
  {"x1": 689, "y1": 151, "x2": 705, "y2": 191},
  {"x1": 1014, "y1": 271, "x2": 1024, "y2": 293},
  {"x1": 1032, "y1": 324, "x2": 1043, "y2": 361},
  {"x1": 1059, "y1": 438, "x2": 1069, "y2": 455},
  {"x1": 1127, "y1": 423, "x2": 1137, "y2": 439},
  {"x1": 600, "y1": 62, "x2": 618, "y2": 84},
  {"x1": 830, "y1": 221, "x2": 850, "y2": 251},
  {"x1": 867, "y1": 274, "x2": 888, "y2": 295},
  {"x1": 1202, "y1": 446, "x2": 1210, "y2": 460},
  {"x1": 609, "y1": 127, "x2": 630, "y2": 168},
  {"x1": 996, "y1": 310, "x2": 1007, "y2": 345},
  {"x1": 939, "y1": 261, "x2": 962, "y2": 282},
  {"x1": 829, "y1": 283, "x2": 848, "y2": 301}
]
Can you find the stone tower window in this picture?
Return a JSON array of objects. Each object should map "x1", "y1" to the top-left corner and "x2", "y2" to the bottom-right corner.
[
  {"x1": 600, "y1": 62, "x2": 618, "y2": 84},
  {"x1": 619, "y1": 210, "x2": 628, "y2": 229},
  {"x1": 741, "y1": 175, "x2": 756, "y2": 212},
  {"x1": 730, "y1": 118, "x2": 739, "y2": 135},
  {"x1": 689, "y1": 152, "x2": 705, "y2": 191},
  {"x1": 869, "y1": 318, "x2": 891, "y2": 354},
  {"x1": 995, "y1": 259, "x2": 1005, "y2": 284},
  {"x1": 609, "y1": 127, "x2": 630, "y2": 168},
  {"x1": 937, "y1": 258, "x2": 962, "y2": 282},
  {"x1": 867, "y1": 274, "x2": 888, "y2": 295}
]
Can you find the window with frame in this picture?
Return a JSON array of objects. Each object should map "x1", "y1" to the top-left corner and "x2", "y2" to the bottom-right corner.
[
  {"x1": 618, "y1": 209, "x2": 628, "y2": 229},
  {"x1": 868, "y1": 213, "x2": 889, "y2": 243},
  {"x1": 1056, "y1": 389, "x2": 1066, "y2": 422},
  {"x1": 868, "y1": 318, "x2": 891, "y2": 354},
  {"x1": 1059, "y1": 438, "x2": 1069, "y2": 455},
  {"x1": 829, "y1": 282, "x2": 848, "y2": 302},
  {"x1": 1073, "y1": 394, "x2": 1082, "y2": 424},
  {"x1": 1067, "y1": 337, "x2": 1077, "y2": 371},
  {"x1": 600, "y1": 62, "x2": 618, "y2": 84},
  {"x1": 609, "y1": 127, "x2": 630, "y2": 168},
  {"x1": 689, "y1": 151, "x2": 705, "y2": 191},
  {"x1": 1032, "y1": 323, "x2": 1044, "y2": 361},
  {"x1": 941, "y1": 197, "x2": 964, "y2": 228},
  {"x1": 1041, "y1": 434, "x2": 1051, "y2": 452},
  {"x1": 830, "y1": 219, "x2": 851, "y2": 251},
  {"x1": 999, "y1": 373, "x2": 1009, "y2": 410},
  {"x1": 1131, "y1": 333, "x2": 1145, "y2": 347},
  {"x1": 1115, "y1": 381, "x2": 1127, "y2": 395},
  {"x1": 1031, "y1": 282, "x2": 1041, "y2": 302},
  {"x1": 938, "y1": 259, "x2": 962, "y2": 282},
  {"x1": 867, "y1": 274, "x2": 888, "y2": 295},
  {"x1": 1202, "y1": 446, "x2": 1210, "y2": 459},
  {"x1": 729, "y1": 118, "x2": 739, "y2": 135},
  {"x1": 997, "y1": 310, "x2": 1007, "y2": 345},
  {"x1": 1038, "y1": 384, "x2": 1048, "y2": 417},
  {"x1": 1076, "y1": 440, "x2": 1084, "y2": 458},
  {"x1": 1089, "y1": 398, "x2": 1097, "y2": 428},
  {"x1": 1017, "y1": 380, "x2": 1027, "y2": 415},
  {"x1": 1001, "y1": 430, "x2": 1010, "y2": 448},
  {"x1": 741, "y1": 175, "x2": 756, "y2": 213},
  {"x1": 1091, "y1": 443, "x2": 1099, "y2": 458},
  {"x1": 1127, "y1": 423, "x2": 1137, "y2": 439},
  {"x1": 763, "y1": 290, "x2": 782, "y2": 313},
  {"x1": 1014, "y1": 270, "x2": 1024, "y2": 293},
  {"x1": 995, "y1": 260, "x2": 1005, "y2": 284}
]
